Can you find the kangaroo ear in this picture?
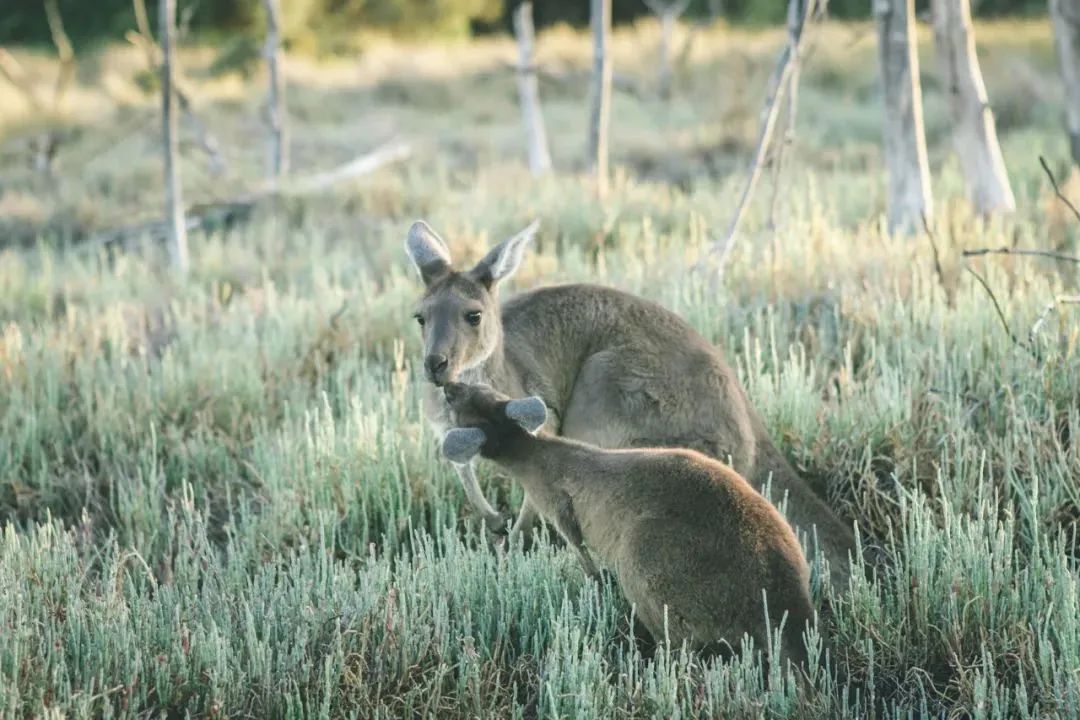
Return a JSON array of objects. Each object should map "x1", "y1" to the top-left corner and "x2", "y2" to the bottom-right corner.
[
  {"x1": 468, "y1": 220, "x2": 539, "y2": 289},
  {"x1": 405, "y1": 220, "x2": 452, "y2": 285},
  {"x1": 505, "y1": 396, "x2": 547, "y2": 434},
  {"x1": 442, "y1": 427, "x2": 487, "y2": 464}
]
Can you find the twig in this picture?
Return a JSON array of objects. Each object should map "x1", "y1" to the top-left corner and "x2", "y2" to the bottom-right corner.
[
  {"x1": 961, "y1": 247, "x2": 1080, "y2": 264},
  {"x1": 767, "y1": 8, "x2": 805, "y2": 232},
  {"x1": 1040, "y1": 155, "x2": 1080, "y2": 225},
  {"x1": 965, "y1": 266, "x2": 1037, "y2": 359},
  {"x1": 695, "y1": 0, "x2": 812, "y2": 284},
  {"x1": 922, "y1": 212, "x2": 952, "y2": 301},
  {"x1": 695, "y1": 0, "x2": 817, "y2": 284},
  {"x1": 1029, "y1": 295, "x2": 1080, "y2": 345}
]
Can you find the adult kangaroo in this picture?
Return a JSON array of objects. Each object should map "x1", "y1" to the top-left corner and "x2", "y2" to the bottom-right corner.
[{"x1": 405, "y1": 219, "x2": 855, "y2": 588}]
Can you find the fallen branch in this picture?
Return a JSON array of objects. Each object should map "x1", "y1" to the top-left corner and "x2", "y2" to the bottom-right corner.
[
  {"x1": 961, "y1": 247, "x2": 1080, "y2": 264},
  {"x1": 1040, "y1": 155, "x2": 1080, "y2": 225},
  {"x1": 283, "y1": 141, "x2": 412, "y2": 196},
  {"x1": 1029, "y1": 294, "x2": 1080, "y2": 345},
  {"x1": 85, "y1": 140, "x2": 413, "y2": 251}
]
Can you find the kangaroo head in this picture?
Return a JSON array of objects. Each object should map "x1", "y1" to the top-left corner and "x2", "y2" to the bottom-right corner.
[
  {"x1": 440, "y1": 382, "x2": 547, "y2": 463},
  {"x1": 405, "y1": 220, "x2": 539, "y2": 386}
]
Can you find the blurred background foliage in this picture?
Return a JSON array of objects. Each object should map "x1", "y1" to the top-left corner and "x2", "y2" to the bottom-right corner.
[{"x1": 0, "y1": 0, "x2": 1050, "y2": 49}]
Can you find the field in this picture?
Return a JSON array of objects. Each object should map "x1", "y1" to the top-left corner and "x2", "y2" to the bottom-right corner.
[{"x1": 2, "y1": 16, "x2": 1080, "y2": 718}]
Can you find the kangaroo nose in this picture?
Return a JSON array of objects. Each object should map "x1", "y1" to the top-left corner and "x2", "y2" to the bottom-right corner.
[{"x1": 425, "y1": 354, "x2": 450, "y2": 384}]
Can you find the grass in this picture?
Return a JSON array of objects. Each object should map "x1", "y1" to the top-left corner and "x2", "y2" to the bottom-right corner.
[{"x1": 1, "y1": 15, "x2": 1080, "y2": 719}]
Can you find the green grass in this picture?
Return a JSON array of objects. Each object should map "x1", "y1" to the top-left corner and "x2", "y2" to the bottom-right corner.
[{"x1": 2, "y1": 17, "x2": 1080, "y2": 719}]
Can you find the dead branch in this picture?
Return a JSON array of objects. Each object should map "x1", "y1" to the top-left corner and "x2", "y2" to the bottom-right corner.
[
  {"x1": 263, "y1": 0, "x2": 289, "y2": 183},
  {"x1": 160, "y1": 0, "x2": 189, "y2": 274},
  {"x1": 43, "y1": 0, "x2": 74, "y2": 109},
  {"x1": 513, "y1": 1, "x2": 553, "y2": 175},
  {"x1": 587, "y1": 0, "x2": 613, "y2": 197},
  {"x1": 965, "y1": 266, "x2": 1037, "y2": 358},
  {"x1": 284, "y1": 141, "x2": 412, "y2": 196},
  {"x1": 85, "y1": 140, "x2": 413, "y2": 252},
  {"x1": 696, "y1": 0, "x2": 817, "y2": 282},
  {"x1": 1029, "y1": 295, "x2": 1080, "y2": 345},
  {"x1": 0, "y1": 2, "x2": 75, "y2": 174},
  {"x1": 1040, "y1": 155, "x2": 1080, "y2": 225},
  {"x1": 642, "y1": 0, "x2": 693, "y2": 99},
  {"x1": 0, "y1": 49, "x2": 46, "y2": 110},
  {"x1": 922, "y1": 212, "x2": 955, "y2": 305},
  {"x1": 132, "y1": 0, "x2": 227, "y2": 176},
  {"x1": 961, "y1": 247, "x2": 1080, "y2": 264}
]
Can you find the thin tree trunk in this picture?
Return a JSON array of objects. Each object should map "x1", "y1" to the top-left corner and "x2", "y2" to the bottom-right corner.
[
  {"x1": 159, "y1": 0, "x2": 188, "y2": 273},
  {"x1": 658, "y1": 12, "x2": 675, "y2": 100},
  {"x1": 874, "y1": 0, "x2": 934, "y2": 234},
  {"x1": 512, "y1": 2, "x2": 552, "y2": 175},
  {"x1": 1050, "y1": 0, "x2": 1080, "y2": 166},
  {"x1": 587, "y1": 0, "x2": 612, "y2": 196},
  {"x1": 263, "y1": 0, "x2": 289, "y2": 182},
  {"x1": 698, "y1": 0, "x2": 812, "y2": 279},
  {"x1": 930, "y1": 0, "x2": 1015, "y2": 213},
  {"x1": 644, "y1": 0, "x2": 691, "y2": 101}
]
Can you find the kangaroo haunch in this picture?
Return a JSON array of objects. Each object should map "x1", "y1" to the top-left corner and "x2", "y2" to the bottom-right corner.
[
  {"x1": 441, "y1": 382, "x2": 815, "y2": 668},
  {"x1": 405, "y1": 219, "x2": 855, "y2": 588}
]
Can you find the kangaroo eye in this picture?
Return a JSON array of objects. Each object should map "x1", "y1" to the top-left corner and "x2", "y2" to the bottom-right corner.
[
  {"x1": 465, "y1": 311, "x2": 482, "y2": 327},
  {"x1": 414, "y1": 314, "x2": 425, "y2": 328}
]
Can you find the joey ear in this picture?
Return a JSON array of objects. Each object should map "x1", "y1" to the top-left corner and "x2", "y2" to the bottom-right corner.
[
  {"x1": 468, "y1": 220, "x2": 539, "y2": 289},
  {"x1": 405, "y1": 220, "x2": 453, "y2": 285},
  {"x1": 505, "y1": 396, "x2": 547, "y2": 434},
  {"x1": 442, "y1": 427, "x2": 487, "y2": 464}
]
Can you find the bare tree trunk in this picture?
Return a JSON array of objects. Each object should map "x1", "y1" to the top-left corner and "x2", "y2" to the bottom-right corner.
[
  {"x1": 263, "y1": 0, "x2": 289, "y2": 183},
  {"x1": 930, "y1": 0, "x2": 1015, "y2": 213},
  {"x1": 159, "y1": 0, "x2": 189, "y2": 273},
  {"x1": 587, "y1": 0, "x2": 613, "y2": 196},
  {"x1": 644, "y1": 0, "x2": 691, "y2": 101},
  {"x1": 875, "y1": 0, "x2": 934, "y2": 234},
  {"x1": 1050, "y1": 0, "x2": 1080, "y2": 166},
  {"x1": 697, "y1": 0, "x2": 813, "y2": 279},
  {"x1": 513, "y1": 2, "x2": 552, "y2": 175}
]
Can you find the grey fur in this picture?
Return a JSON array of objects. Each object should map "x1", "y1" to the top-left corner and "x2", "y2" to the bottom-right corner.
[
  {"x1": 505, "y1": 396, "x2": 547, "y2": 433},
  {"x1": 408, "y1": 221, "x2": 856, "y2": 588},
  {"x1": 405, "y1": 220, "x2": 453, "y2": 285},
  {"x1": 442, "y1": 382, "x2": 815, "y2": 668},
  {"x1": 442, "y1": 427, "x2": 487, "y2": 464},
  {"x1": 470, "y1": 220, "x2": 539, "y2": 287}
]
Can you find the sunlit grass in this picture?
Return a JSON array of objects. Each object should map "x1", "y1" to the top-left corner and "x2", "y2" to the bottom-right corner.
[{"x1": 1, "y1": 15, "x2": 1079, "y2": 719}]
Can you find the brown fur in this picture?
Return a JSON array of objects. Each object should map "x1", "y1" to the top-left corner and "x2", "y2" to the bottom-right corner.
[
  {"x1": 442, "y1": 382, "x2": 815, "y2": 668},
  {"x1": 406, "y1": 221, "x2": 856, "y2": 588}
]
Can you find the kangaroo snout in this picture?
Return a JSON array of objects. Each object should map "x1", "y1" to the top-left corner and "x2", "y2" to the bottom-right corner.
[
  {"x1": 442, "y1": 381, "x2": 466, "y2": 403},
  {"x1": 425, "y1": 354, "x2": 451, "y2": 384}
]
